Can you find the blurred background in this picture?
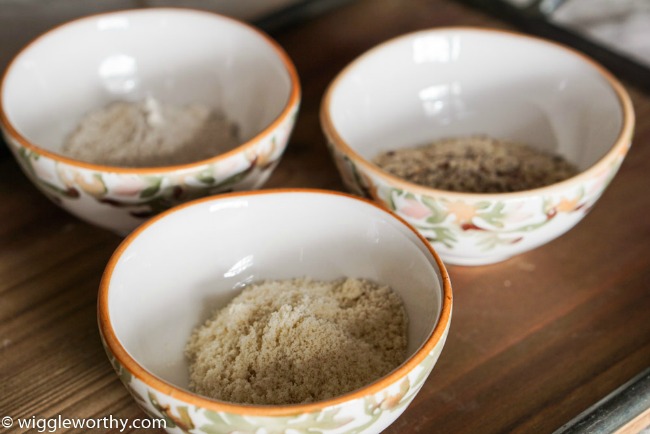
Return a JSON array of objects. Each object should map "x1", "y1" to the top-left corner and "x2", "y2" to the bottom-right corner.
[
  {"x1": 1, "y1": 0, "x2": 648, "y2": 94},
  {"x1": 0, "y1": 0, "x2": 350, "y2": 74},
  {"x1": 1, "y1": 0, "x2": 649, "y2": 159},
  {"x1": 458, "y1": 0, "x2": 650, "y2": 91}
]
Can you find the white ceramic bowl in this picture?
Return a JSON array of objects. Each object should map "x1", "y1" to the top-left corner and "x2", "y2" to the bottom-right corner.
[
  {"x1": 0, "y1": 8, "x2": 300, "y2": 235},
  {"x1": 98, "y1": 189, "x2": 452, "y2": 434},
  {"x1": 321, "y1": 27, "x2": 634, "y2": 266}
]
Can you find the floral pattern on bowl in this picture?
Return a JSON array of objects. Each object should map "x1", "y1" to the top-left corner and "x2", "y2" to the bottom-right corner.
[
  {"x1": 0, "y1": 8, "x2": 301, "y2": 235},
  {"x1": 97, "y1": 190, "x2": 453, "y2": 434},
  {"x1": 321, "y1": 28, "x2": 635, "y2": 265},
  {"x1": 101, "y1": 323, "x2": 449, "y2": 434},
  {"x1": 3, "y1": 106, "x2": 298, "y2": 235},
  {"x1": 328, "y1": 139, "x2": 630, "y2": 266}
]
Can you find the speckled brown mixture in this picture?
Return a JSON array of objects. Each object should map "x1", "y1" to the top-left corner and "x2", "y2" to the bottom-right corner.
[
  {"x1": 185, "y1": 277, "x2": 408, "y2": 405},
  {"x1": 373, "y1": 135, "x2": 579, "y2": 193}
]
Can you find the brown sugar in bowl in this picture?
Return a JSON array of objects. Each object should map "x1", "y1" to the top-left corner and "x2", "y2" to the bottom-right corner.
[{"x1": 98, "y1": 189, "x2": 452, "y2": 433}]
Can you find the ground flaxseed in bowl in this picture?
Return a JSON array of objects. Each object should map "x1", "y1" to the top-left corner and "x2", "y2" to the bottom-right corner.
[
  {"x1": 185, "y1": 277, "x2": 408, "y2": 405},
  {"x1": 322, "y1": 28, "x2": 633, "y2": 266},
  {"x1": 372, "y1": 135, "x2": 579, "y2": 193}
]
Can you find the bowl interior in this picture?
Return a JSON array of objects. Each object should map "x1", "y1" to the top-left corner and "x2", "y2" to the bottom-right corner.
[
  {"x1": 106, "y1": 191, "x2": 444, "y2": 393},
  {"x1": 2, "y1": 8, "x2": 293, "y2": 153},
  {"x1": 327, "y1": 28, "x2": 624, "y2": 171}
]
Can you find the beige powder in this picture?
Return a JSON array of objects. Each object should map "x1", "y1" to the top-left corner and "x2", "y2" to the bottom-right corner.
[
  {"x1": 61, "y1": 97, "x2": 240, "y2": 167},
  {"x1": 373, "y1": 135, "x2": 579, "y2": 193},
  {"x1": 185, "y1": 277, "x2": 408, "y2": 405}
]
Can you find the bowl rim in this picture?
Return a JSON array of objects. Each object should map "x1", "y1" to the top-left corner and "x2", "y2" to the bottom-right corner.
[
  {"x1": 320, "y1": 26, "x2": 635, "y2": 200},
  {"x1": 0, "y1": 7, "x2": 301, "y2": 174},
  {"x1": 97, "y1": 188, "x2": 453, "y2": 416}
]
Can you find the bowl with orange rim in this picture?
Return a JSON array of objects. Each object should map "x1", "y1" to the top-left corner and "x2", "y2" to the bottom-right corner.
[
  {"x1": 321, "y1": 27, "x2": 634, "y2": 266},
  {"x1": 0, "y1": 8, "x2": 300, "y2": 235},
  {"x1": 98, "y1": 189, "x2": 452, "y2": 434}
]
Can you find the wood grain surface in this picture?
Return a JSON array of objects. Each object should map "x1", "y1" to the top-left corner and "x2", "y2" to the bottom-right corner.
[{"x1": 1, "y1": 0, "x2": 649, "y2": 433}]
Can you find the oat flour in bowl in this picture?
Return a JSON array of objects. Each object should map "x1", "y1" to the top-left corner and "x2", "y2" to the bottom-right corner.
[{"x1": 61, "y1": 97, "x2": 240, "y2": 167}]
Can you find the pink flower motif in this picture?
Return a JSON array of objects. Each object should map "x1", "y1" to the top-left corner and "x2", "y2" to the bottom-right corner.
[
  {"x1": 504, "y1": 211, "x2": 534, "y2": 224},
  {"x1": 111, "y1": 176, "x2": 150, "y2": 197},
  {"x1": 502, "y1": 204, "x2": 533, "y2": 224},
  {"x1": 400, "y1": 198, "x2": 431, "y2": 220},
  {"x1": 32, "y1": 159, "x2": 56, "y2": 184},
  {"x1": 215, "y1": 156, "x2": 246, "y2": 176}
]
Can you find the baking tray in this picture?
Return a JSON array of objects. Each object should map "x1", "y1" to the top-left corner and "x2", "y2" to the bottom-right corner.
[{"x1": 456, "y1": 0, "x2": 650, "y2": 93}]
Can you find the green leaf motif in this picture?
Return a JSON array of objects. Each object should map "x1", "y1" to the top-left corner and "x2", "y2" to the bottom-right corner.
[
  {"x1": 419, "y1": 226, "x2": 456, "y2": 248},
  {"x1": 197, "y1": 169, "x2": 216, "y2": 185},
  {"x1": 476, "y1": 233, "x2": 499, "y2": 250},
  {"x1": 421, "y1": 196, "x2": 448, "y2": 224},
  {"x1": 140, "y1": 176, "x2": 163, "y2": 198},
  {"x1": 117, "y1": 364, "x2": 132, "y2": 385},
  {"x1": 476, "y1": 202, "x2": 507, "y2": 228},
  {"x1": 18, "y1": 147, "x2": 40, "y2": 162},
  {"x1": 507, "y1": 220, "x2": 550, "y2": 233},
  {"x1": 385, "y1": 188, "x2": 399, "y2": 212},
  {"x1": 105, "y1": 352, "x2": 133, "y2": 387},
  {"x1": 14, "y1": 149, "x2": 77, "y2": 198},
  {"x1": 347, "y1": 398, "x2": 382, "y2": 434},
  {"x1": 476, "y1": 232, "x2": 522, "y2": 250},
  {"x1": 213, "y1": 165, "x2": 254, "y2": 190}
]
